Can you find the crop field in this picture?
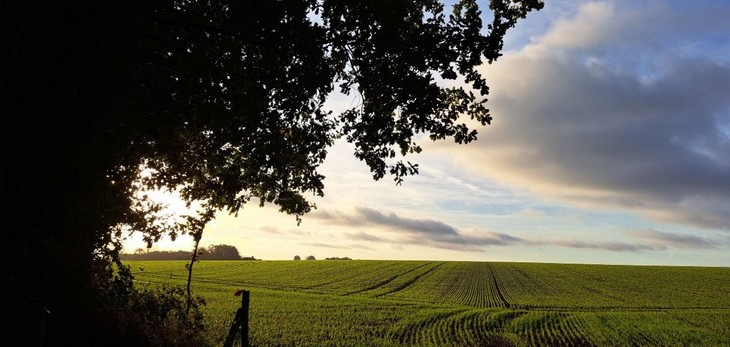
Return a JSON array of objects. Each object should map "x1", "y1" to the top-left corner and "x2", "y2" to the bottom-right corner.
[{"x1": 127, "y1": 260, "x2": 730, "y2": 346}]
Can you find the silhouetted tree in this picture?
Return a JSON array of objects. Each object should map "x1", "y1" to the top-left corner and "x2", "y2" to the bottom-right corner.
[
  {"x1": 204, "y1": 244, "x2": 241, "y2": 259},
  {"x1": 121, "y1": 250, "x2": 194, "y2": 260},
  {"x1": 1, "y1": 0, "x2": 542, "y2": 344},
  {"x1": 294, "y1": 255, "x2": 302, "y2": 261},
  {"x1": 306, "y1": 255, "x2": 317, "y2": 261}
]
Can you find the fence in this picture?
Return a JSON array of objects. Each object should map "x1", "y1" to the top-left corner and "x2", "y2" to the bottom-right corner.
[{"x1": 223, "y1": 289, "x2": 250, "y2": 347}]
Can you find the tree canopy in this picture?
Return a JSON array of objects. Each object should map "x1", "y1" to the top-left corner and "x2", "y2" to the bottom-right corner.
[
  {"x1": 204, "y1": 244, "x2": 242, "y2": 259},
  {"x1": 1, "y1": 0, "x2": 542, "y2": 344}
]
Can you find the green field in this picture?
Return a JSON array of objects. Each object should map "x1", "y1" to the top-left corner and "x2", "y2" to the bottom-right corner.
[{"x1": 127, "y1": 260, "x2": 730, "y2": 346}]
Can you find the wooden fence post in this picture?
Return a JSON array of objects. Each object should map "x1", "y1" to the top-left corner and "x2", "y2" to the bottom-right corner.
[
  {"x1": 241, "y1": 290, "x2": 249, "y2": 347},
  {"x1": 224, "y1": 289, "x2": 250, "y2": 347}
]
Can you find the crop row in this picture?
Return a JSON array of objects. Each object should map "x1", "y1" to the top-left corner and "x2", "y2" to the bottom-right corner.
[{"x1": 383, "y1": 308, "x2": 730, "y2": 347}]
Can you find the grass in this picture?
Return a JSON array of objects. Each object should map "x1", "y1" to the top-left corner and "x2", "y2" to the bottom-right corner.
[{"x1": 127, "y1": 260, "x2": 730, "y2": 346}]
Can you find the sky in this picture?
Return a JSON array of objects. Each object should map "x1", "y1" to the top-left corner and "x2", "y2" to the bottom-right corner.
[{"x1": 125, "y1": 0, "x2": 730, "y2": 266}]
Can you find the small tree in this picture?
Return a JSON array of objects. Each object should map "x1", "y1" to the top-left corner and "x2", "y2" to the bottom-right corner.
[
  {"x1": 306, "y1": 255, "x2": 316, "y2": 261},
  {"x1": 293, "y1": 255, "x2": 301, "y2": 260}
]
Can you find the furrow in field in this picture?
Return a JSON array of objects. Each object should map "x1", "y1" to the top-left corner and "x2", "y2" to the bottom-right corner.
[
  {"x1": 342, "y1": 262, "x2": 434, "y2": 296},
  {"x1": 562, "y1": 315, "x2": 593, "y2": 346},
  {"x1": 388, "y1": 310, "x2": 464, "y2": 346},
  {"x1": 488, "y1": 263, "x2": 511, "y2": 308},
  {"x1": 375, "y1": 262, "x2": 446, "y2": 297}
]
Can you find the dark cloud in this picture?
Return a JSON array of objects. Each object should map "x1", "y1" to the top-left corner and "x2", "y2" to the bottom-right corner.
[
  {"x1": 313, "y1": 207, "x2": 448, "y2": 234},
  {"x1": 545, "y1": 228, "x2": 728, "y2": 252},
  {"x1": 447, "y1": 1, "x2": 730, "y2": 231},
  {"x1": 353, "y1": 207, "x2": 460, "y2": 236},
  {"x1": 550, "y1": 240, "x2": 662, "y2": 252},
  {"x1": 625, "y1": 229, "x2": 719, "y2": 250},
  {"x1": 314, "y1": 206, "x2": 525, "y2": 251},
  {"x1": 346, "y1": 231, "x2": 387, "y2": 243},
  {"x1": 316, "y1": 207, "x2": 725, "y2": 254}
]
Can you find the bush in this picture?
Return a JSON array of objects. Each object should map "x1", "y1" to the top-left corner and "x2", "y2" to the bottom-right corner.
[
  {"x1": 122, "y1": 285, "x2": 209, "y2": 346},
  {"x1": 93, "y1": 262, "x2": 210, "y2": 346}
]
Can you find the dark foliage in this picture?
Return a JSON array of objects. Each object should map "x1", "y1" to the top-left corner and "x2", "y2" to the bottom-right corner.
[
  {"x1": 203, "y1": 244, "x2": 242, "y2": 259},
  {"x1": 96, "y1": 265, "x2": 209, "y2": 347},
  {"x1": 122, "y1": 250, "x2": 194, "y2": 261},
  {"x1": 1, "y1": 0, "x2": 542, "y2": 344},
  {"x1": 121, "y1": 244, "x2": 246, "y2": 260}
]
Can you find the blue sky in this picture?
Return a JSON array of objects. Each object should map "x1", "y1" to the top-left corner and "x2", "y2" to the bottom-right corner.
[{"x1": 126, "y1": 0, "x2": 730, "y2": 266}]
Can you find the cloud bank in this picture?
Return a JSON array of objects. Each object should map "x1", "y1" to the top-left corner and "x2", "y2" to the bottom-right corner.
[
  {"x1": 440, "y1": 0, "x2": 730, "y2": 231},
  {"x1": 314, "y1": 207, "x2": 525, "y2": 251},
  {"x1": 312, "y1": 207, "x2": 722, "y2": 253},
  {"x1": 625, "y1": 229, "x2": 720, "y2": 250}
]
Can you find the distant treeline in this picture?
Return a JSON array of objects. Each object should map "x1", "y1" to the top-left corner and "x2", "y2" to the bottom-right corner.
[
  {"x1": 121, "y1": 250, "x2": 192, "y2": 260},
  {"x1": 121, "y1": 244, "x2": 258, "y2": 260},
  {"x1": 293, "y1": 255, "x2": 352, "y2": 260}
]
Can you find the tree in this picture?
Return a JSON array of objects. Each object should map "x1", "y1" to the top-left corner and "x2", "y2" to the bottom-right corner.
[
  {"x1": 204, "y1": 244, "x2": 242, "y2": 259},
  {"x1": 1, "y1": 0, "x2": 542, "y2": 344},
  {"x1": 306, "y1": 255, "x2": 317, "y2": 261},
  {"x1": 294, "y1": 255, "x2": 302, "y2": 260}
]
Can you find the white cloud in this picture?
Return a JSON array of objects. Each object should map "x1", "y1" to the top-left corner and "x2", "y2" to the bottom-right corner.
[
  {"x1": 541, "y1": 2, "x2": 614, "y2": 48},
  {"x1": 436, "y1": 0, "x2": 730, "y2": 231}
]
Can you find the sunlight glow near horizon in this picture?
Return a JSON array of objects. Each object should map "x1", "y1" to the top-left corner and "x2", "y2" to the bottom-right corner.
[{"x1": 124, "y1": 0, "x2": 730, "y2": 267}]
